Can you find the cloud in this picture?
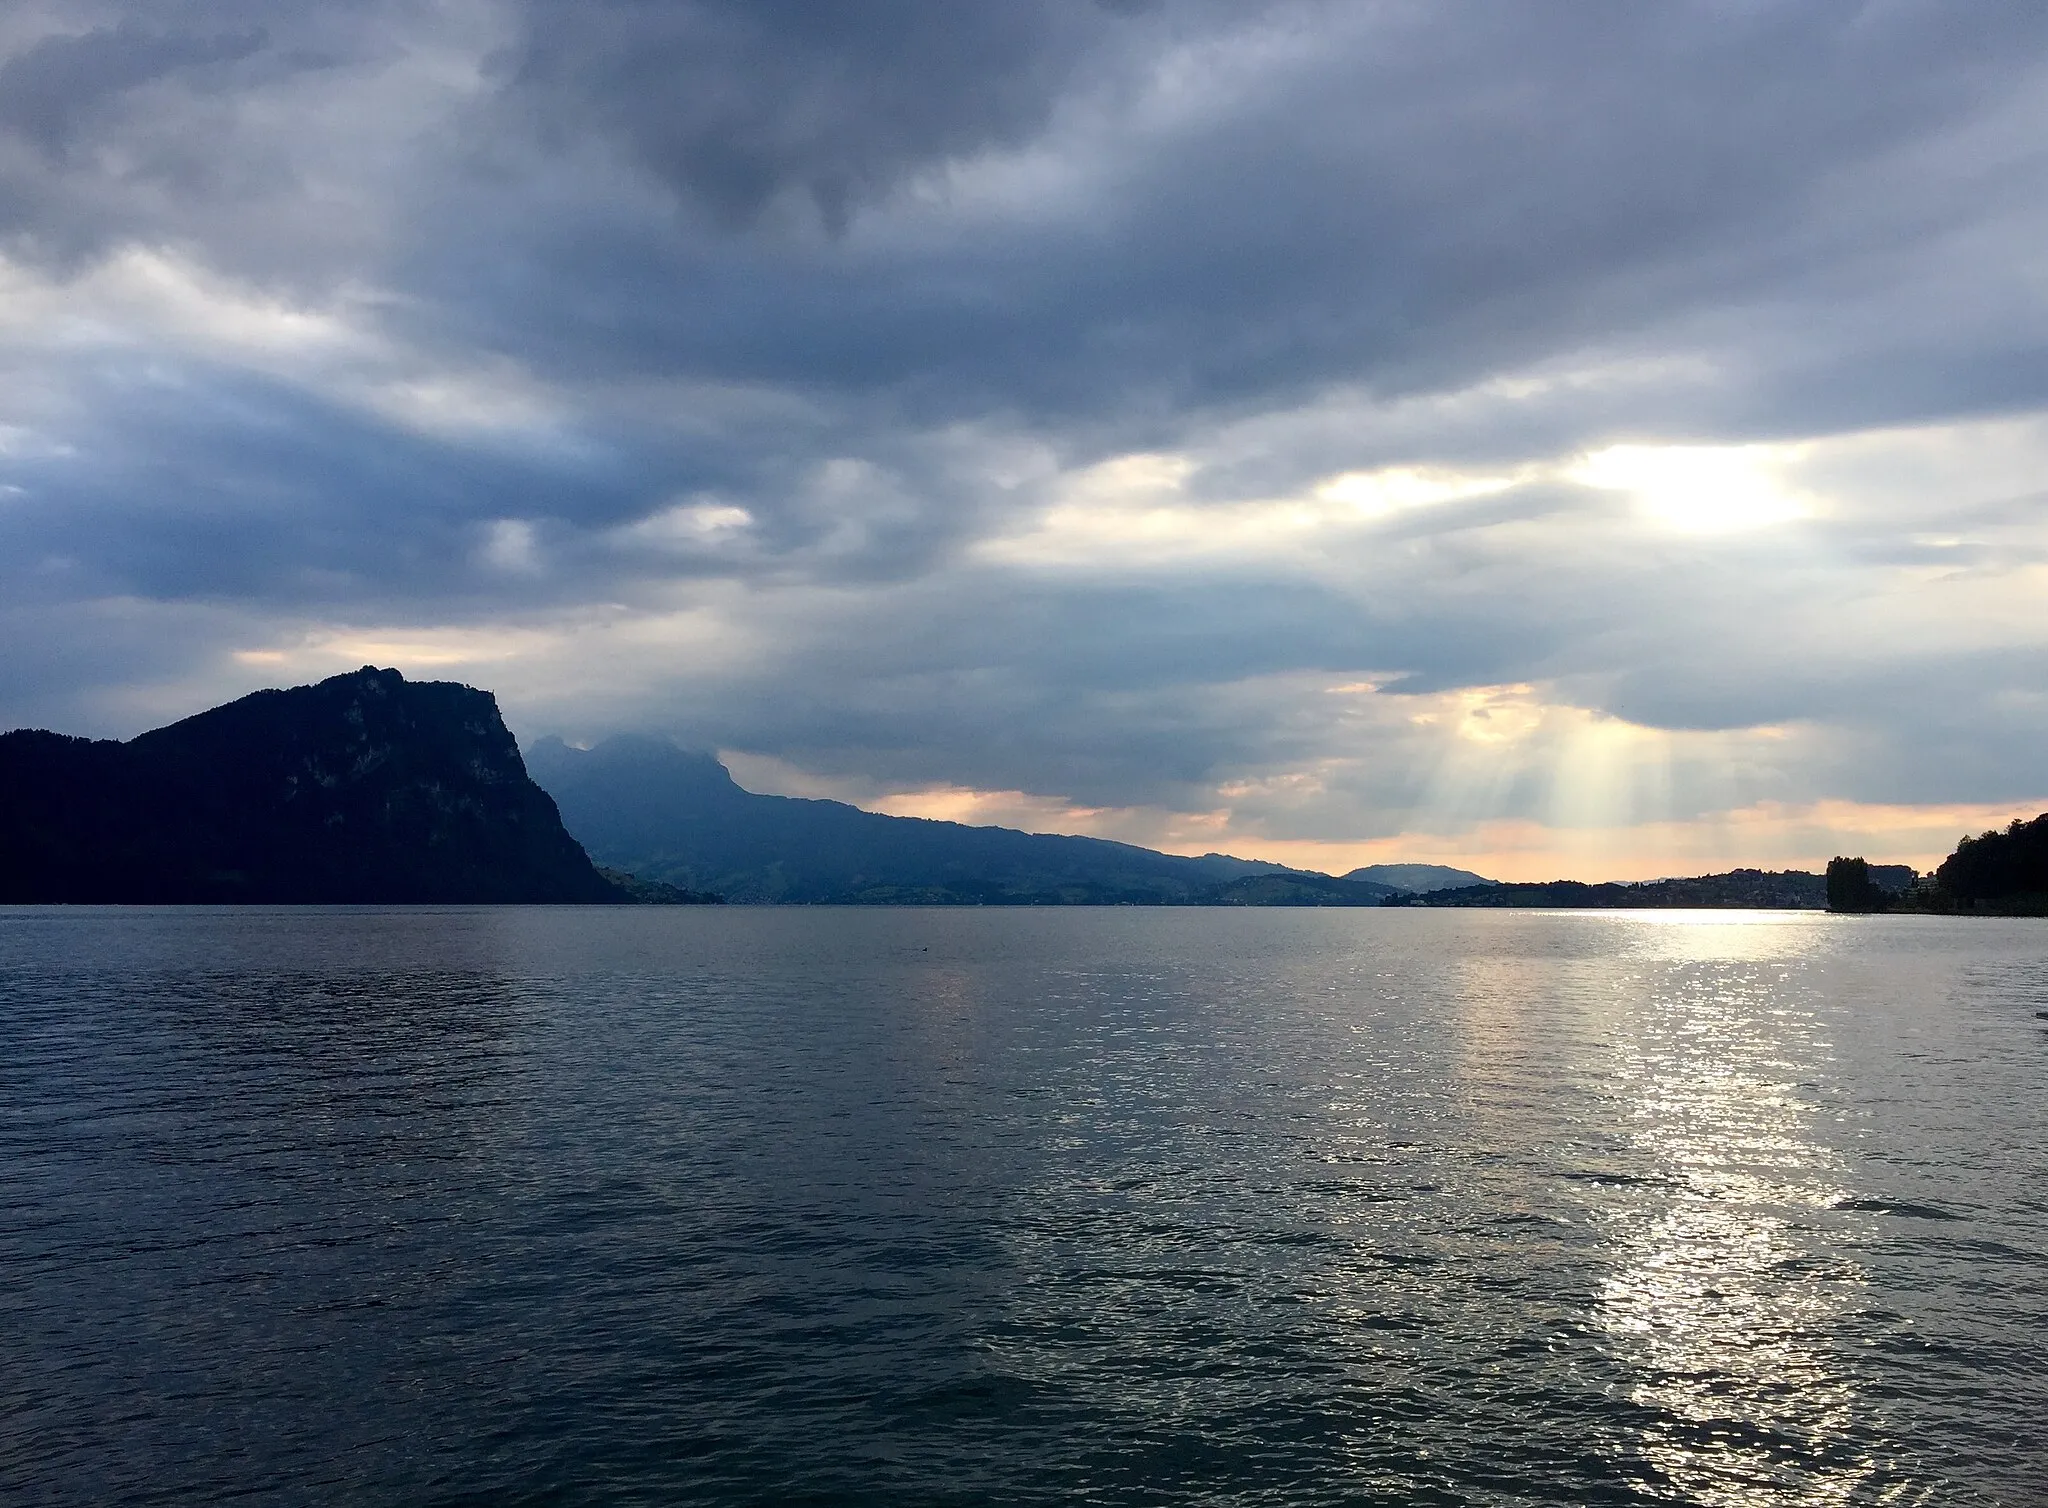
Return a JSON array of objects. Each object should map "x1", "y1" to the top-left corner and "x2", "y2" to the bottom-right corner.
[
  {"x1": 501, "y1": 0, "x2": 1140, "y2": 234},
  {"x1": 0, "y1": 18, "x2": 264, "y2": 161},
  {"x1": 3, "y1": 1, "x2": 2048, "y2": 873}
]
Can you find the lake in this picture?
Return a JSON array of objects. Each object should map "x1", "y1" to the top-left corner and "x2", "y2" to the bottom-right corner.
[{"x1": 2, "y1": 906, "x2": 2044, "y2": 1505}]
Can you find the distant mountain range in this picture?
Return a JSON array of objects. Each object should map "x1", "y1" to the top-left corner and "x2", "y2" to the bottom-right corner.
[
  {"x1": 0, "y1": 668, "x2": 699, "y2": 905},
  {"x1": 524, "y1": 735, "x2": 1407, "y2": 905}
]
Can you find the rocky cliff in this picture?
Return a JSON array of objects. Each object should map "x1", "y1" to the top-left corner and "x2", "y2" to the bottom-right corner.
[{"x1": 0, "y1": 667, "x2": 628, "y2": 904}]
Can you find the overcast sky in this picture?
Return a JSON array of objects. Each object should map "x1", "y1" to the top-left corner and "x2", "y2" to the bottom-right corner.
[{"x1": 3, "y1": 0, "x2": 2045, "y2": 878}]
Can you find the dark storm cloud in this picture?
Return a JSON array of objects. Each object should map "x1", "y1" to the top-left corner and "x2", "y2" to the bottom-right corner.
[
  {"x1": 3, "y1": 0, "x2": 2048, "y2": 832},
  {"x1": 0, "y1": 5, "x2": 363, "y2": 268},
  {"x1": 0, "y1": 18, "x2": 264, "y2": 160},
  {"x1": 439, "y1": 0, "x2": 2048, "y2": 429},
  {"x1": 505, "y1": 0, "x2": 1141, "y2": 234}
]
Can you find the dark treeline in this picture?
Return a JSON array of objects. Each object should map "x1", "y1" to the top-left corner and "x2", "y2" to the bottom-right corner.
[
  {"x1": 1830, "y1": 813, "x2": 2048, "y2": 915},
  {"x1": 1392, "y1": 869, "x2": 1846, "y2": 910},
  {"x1": 1938, "y1": 814, "x2": 2048, "y2": 906}
]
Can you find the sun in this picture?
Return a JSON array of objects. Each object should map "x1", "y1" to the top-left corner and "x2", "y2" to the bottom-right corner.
[{"x1": 1574, "y1": 443, "x2": 1811, "y2": 534}]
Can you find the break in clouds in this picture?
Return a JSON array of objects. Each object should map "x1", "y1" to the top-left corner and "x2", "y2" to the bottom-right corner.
[{"x1": 2, "y1": 0, "x2": 2047, "y2": 874}]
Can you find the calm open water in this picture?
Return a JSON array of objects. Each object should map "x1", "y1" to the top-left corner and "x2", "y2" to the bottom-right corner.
[{"x1": 2, "y1": 907, "x2": 2044, "y2": 1506}]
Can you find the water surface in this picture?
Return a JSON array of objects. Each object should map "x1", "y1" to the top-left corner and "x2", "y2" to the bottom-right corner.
[{"x1": 3, "y1": 907, "x2": 2044, "y2": 1504}]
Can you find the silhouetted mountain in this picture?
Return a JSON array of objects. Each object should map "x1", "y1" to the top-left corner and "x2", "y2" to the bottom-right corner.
[
  {"x1": 1388, "y1": 868, "x2": 1832, "y2": 909},
  {"x1": 1342, "y1": 863, "x2": 1495, "y2": 893},
  {"x1": 525, "y1": 735, "x2": 1304, "y2": 904},
  {"x1": 0, "y1": 667, "x2": 661, "y2": 904}
]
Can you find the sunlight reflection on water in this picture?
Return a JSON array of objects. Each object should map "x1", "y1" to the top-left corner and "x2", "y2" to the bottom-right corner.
[{"x1": 1595, "y1": 939, "x2": 1875, "y2": 1503}]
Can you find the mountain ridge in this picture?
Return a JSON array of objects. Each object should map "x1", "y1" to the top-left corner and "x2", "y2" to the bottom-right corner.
[
  {"x1": 0, "y1": 668, "x2": 663, "y2": 904},
  {"x1": 524, "y1": 734, "x2": 1387, "y2": 905}
]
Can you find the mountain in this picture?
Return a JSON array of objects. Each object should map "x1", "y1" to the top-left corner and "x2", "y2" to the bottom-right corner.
[
  {"x1": 0, "y1": 667, "x2": 665, "y2": 905},
  {"x1": 1342, "y1": 863, "x2": 1495, "y2": 893},
  {"x1": 1388, "y1": 868, "x2": 1834, "y2": 909},
  {"x1": 524, "y1": 734, "x2": 1309, "y2": 904}
]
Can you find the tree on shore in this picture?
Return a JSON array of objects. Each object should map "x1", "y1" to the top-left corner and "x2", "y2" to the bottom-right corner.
[
  {"x1": 1935, "y1": 814, "x2": 2048, "y2": 907},
  {"x1": 1825, "y1": 856, "x2": 1888, "y2": 913}
]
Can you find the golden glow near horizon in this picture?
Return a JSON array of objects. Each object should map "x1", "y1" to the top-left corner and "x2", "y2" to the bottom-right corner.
[{"x1": 720, "y1": 681, "x2": 2035, "y2": 881}]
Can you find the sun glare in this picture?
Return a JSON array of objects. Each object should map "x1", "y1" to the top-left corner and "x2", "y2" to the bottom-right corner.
[{"x1": 1575, "y1": 443, "x2": 1810, "y2": 533}]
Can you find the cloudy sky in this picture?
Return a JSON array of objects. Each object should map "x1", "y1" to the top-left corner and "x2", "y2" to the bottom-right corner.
[{"x1": 3, "y1": 0, "x2": 2045, "y2": 879}]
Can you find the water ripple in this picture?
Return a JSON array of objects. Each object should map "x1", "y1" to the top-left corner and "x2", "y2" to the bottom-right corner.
[{"x1": 1, "y1": 906, "x2": 2043, "y2": 1504}]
